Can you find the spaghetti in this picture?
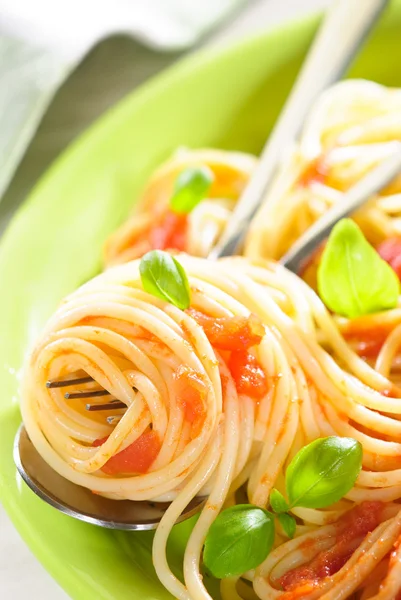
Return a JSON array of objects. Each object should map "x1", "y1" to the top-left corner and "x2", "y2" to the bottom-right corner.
[
  {"x1": 103, "y1": 80, "x2": 401, "y2": 279},
  {"x1": 21, "y1": 254, "x2": 401, "y2": 600},
  {"x1": 245, "y1": 80, "x2": 401, "y2": 285},
  {"x1": 103, "y1": 148, "x2": 256, "y2": 265}
]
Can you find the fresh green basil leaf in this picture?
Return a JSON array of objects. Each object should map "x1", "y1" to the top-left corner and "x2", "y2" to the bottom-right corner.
[
  {"x1": 286, "y1": 436, "x2": 362, "y2": 509},
  {"x1": 278, "y1": 513, "x2": 296, "y2": 539},
  {"x1": 203, "y1": 504, "x2": 275, "y2": 578},
  {"x1": 139, "y1": 250, "x2": 190, "y2": 310},
  {"x1": 270, "y1": 488, "x2": 289, "y2": 513},
  {"x1": 317, "y1": 218, "x2": 399, "y2": 318},
  {"x1": 170, "y1": 166, "x2": 214, "y2": 214}
]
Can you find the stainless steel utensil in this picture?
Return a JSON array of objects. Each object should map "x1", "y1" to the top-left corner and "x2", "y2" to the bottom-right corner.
[
  {"x1": 14, "y1": 426, "x2": 205, "y2": 530},
  {"x1": 210, "y1": 0, "x2": 390, "y2": 259},
  {"x1": 281, "y1": 149, "x2": 401, "y2": 272}
]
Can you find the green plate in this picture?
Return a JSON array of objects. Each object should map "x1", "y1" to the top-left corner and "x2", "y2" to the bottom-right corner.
[{"x1": 1, "y1": 4, "x2": 401, "y2": 599}]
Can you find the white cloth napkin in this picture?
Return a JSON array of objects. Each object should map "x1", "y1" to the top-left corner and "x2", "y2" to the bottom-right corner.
[{"x1": 0, "y1": 0, "x2": 248, "y2": 200}]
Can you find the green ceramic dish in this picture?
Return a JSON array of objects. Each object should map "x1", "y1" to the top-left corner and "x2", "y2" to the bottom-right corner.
[{"x1": 1, "y1": 4, "x2": 401, "y2": 599}]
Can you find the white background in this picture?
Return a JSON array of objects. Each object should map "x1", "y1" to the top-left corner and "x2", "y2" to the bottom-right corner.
[{"x1": 0, "y1": 0, "x2": 329, "y2": 597}]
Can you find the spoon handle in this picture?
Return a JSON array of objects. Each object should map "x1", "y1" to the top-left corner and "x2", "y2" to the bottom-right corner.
[
  {"x1": 210, "y1": 0, "x2": 390, "y2": 259},
  {"x1": 280, "y1": 149, "x2": 401, "y2": 273}
]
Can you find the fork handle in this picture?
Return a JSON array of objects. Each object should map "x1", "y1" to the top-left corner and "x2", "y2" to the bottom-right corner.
[
  {"x1": 280, "y1": 149, "x2": 401, "y2": 273},
  {"x1": 210, "y1": 0, "x2": 390, "y2": 259}
]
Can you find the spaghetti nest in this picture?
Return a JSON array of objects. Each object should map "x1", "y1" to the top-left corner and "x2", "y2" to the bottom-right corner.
[
  {"x1": 246, "y1": 80, "x2": 401, "y2": 269},
  {"x1": 103, "y1": 148, "x2": 256, "y2": 266},
  {"x1": 21, "y1": 255, "x2": 401, "y2": 600}
]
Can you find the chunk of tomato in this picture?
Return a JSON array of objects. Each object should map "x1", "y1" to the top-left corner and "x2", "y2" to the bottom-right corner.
[
  {"x1": 377, "y1": 236, "x2": 401, "y2": 279},
  {"x1": 343, "y1": 317, "x2": 396, "y2": 359},
  {"x1": 93, "y1": 430, "x2": 160, "y2": 475},
  {"x1": 150, "y1": 209, "x2": 187, "y2": 251},
  {"x1": 228, "y1": 351, "x2": 268, "y2": 399},
  {"x1": 279, "y1": 502, "x2": 383, "y2": 593},
  {"x1": 187, "y1": 309, "x2": 264, "y2": 351},
  {"x1": 173, "y1": 365, "x2": 206, "y2": 436},
  {"x1": 298, "y1": 158, "x2": 327, "y2": 188}
]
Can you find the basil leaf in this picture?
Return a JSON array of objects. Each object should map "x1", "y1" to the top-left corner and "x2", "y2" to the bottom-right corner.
[
  {"x1": 203, "y1": 504, "x2": 275, "y2": 578},
  {"x1": 278, "y1": 513, "x2": 296, "y2": 539},
  {"x1": 286, "y1": 436, "x2": 362, "y2": 509},
  {"x1": 317, "y1": 219, "x2": 399, "y2": 318},
  {"x1": 170, "y1": 166, "x2": 214, "y2": 214},
  {"x1": 139, "y1": 250, "x2": 190, "y2": 310},
  {"x1": 270, "y1": 489, "x2": 289, "y2": 513}
]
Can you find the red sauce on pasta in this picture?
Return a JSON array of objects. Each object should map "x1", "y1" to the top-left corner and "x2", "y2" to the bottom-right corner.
[
  {"x1": 228, "y1": 350, "x2": 268, "y2": 399},
  {"x1": 173, "y1": 365, "x2": 206, "y2": 436},
  {"x1": 150, "y1": 209, "x2": 188, "y2": 252},
  {"x1": 279, "y1": 502, "x2": 383, "y2": 596},
  {"x1": 298, "y1": 158, "x2": 327, "y2": 188},
  {"x1": 377, "y1": 236, "x2": 401, "y2": 279},
  {"x1": 342, "y1": 317, "x2": 397, "y2": 359},
  {"x1": 187, "y1": 309, "x2": 265, "y2": 351},
  {"x1": 94, "y1": 430, "x2": 161, "y2": 475}
]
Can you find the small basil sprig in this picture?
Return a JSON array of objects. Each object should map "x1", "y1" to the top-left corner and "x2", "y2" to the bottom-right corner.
[
  {"x1": 204, "y1": 436, "x2": 363, "y2": 579},
  {"x1": 270, "y1": 488, "x2": 289, "y2": 513},
  {"x1": 203, "y1": 505, "x2": 275, "y2": 578},
  {"x1": 269, "y1": 488, "x2": 296, "y2": 537},
  {"x1": 269, "y1": 436, "x2": 362, "y2": 541},
  {"x1": 139, "y1": 250, "x2": 190, "y2": 309},
  {"x1": 284, "y1": 436, "x2": 362, "y2": 509},
  {"x1": 317, "y1": 218, "x2": 399, "y2": 318},
  {"x1": 170, "y1": 166, "x2": 214, "y2": 214},
  {"x1": 277, "y1": 513, "x2": 296, "y2": 539}
]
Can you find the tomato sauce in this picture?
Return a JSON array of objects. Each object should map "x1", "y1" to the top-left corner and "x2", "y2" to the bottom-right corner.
[
  {"x1": 298, "y1": 158, "x2": 327, "y2": 188},
  {"x1": 149, "y1": 209, "x2": 188, "y2": 251},
  {"x1": 377, "y1": 236, "x2": 401, "y2": 279},
  {"x1": 173, "y1": 365, "x2": 206, "y2": 436},
  {"x1": 93, "y1": 430, "x2": 160, "y2": 475},
  {"x1": 279, "y1": 502, "x2": 383, "y2": 595},
  {"x1": 386, "y1": 536, "x2": 401, "y2": 599},
  {"x1": 187, "y1": 310, "x2": 267, "y2": 399},
  {"x1": 187, "y1": 309, "x2": 265, "y2": 351},
  {"x1": 342, "y1": 317, "x2": 397, "y2": 359},
  {"x1": 228, "y1": 350, "x2": 268, "y2": 399}
]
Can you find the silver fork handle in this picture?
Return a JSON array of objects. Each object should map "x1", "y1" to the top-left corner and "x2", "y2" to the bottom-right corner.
[
  {"x1": 210, "y1": 0, "x2": 389, "y2": 259},
  {"x1": 280, "y1": 149, "x2": 401, "y2": 273}
]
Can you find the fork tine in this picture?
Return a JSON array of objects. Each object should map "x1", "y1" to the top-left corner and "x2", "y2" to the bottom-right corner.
[
  {"x1": 106, "y1": 415, "x2": 122, "y2": 424},
  {"x1": 46, "y1": 375, "x2": 131, "y2": 413},
  {"x1": 46, "y1": 376, "x2": 93, "y2": 388},
  {"x1": 86, "y1": 401, "x2": 126, "y2": 412},
  {"x1": 65, "y1": 389, "x2": 110, "y2": 400}
]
